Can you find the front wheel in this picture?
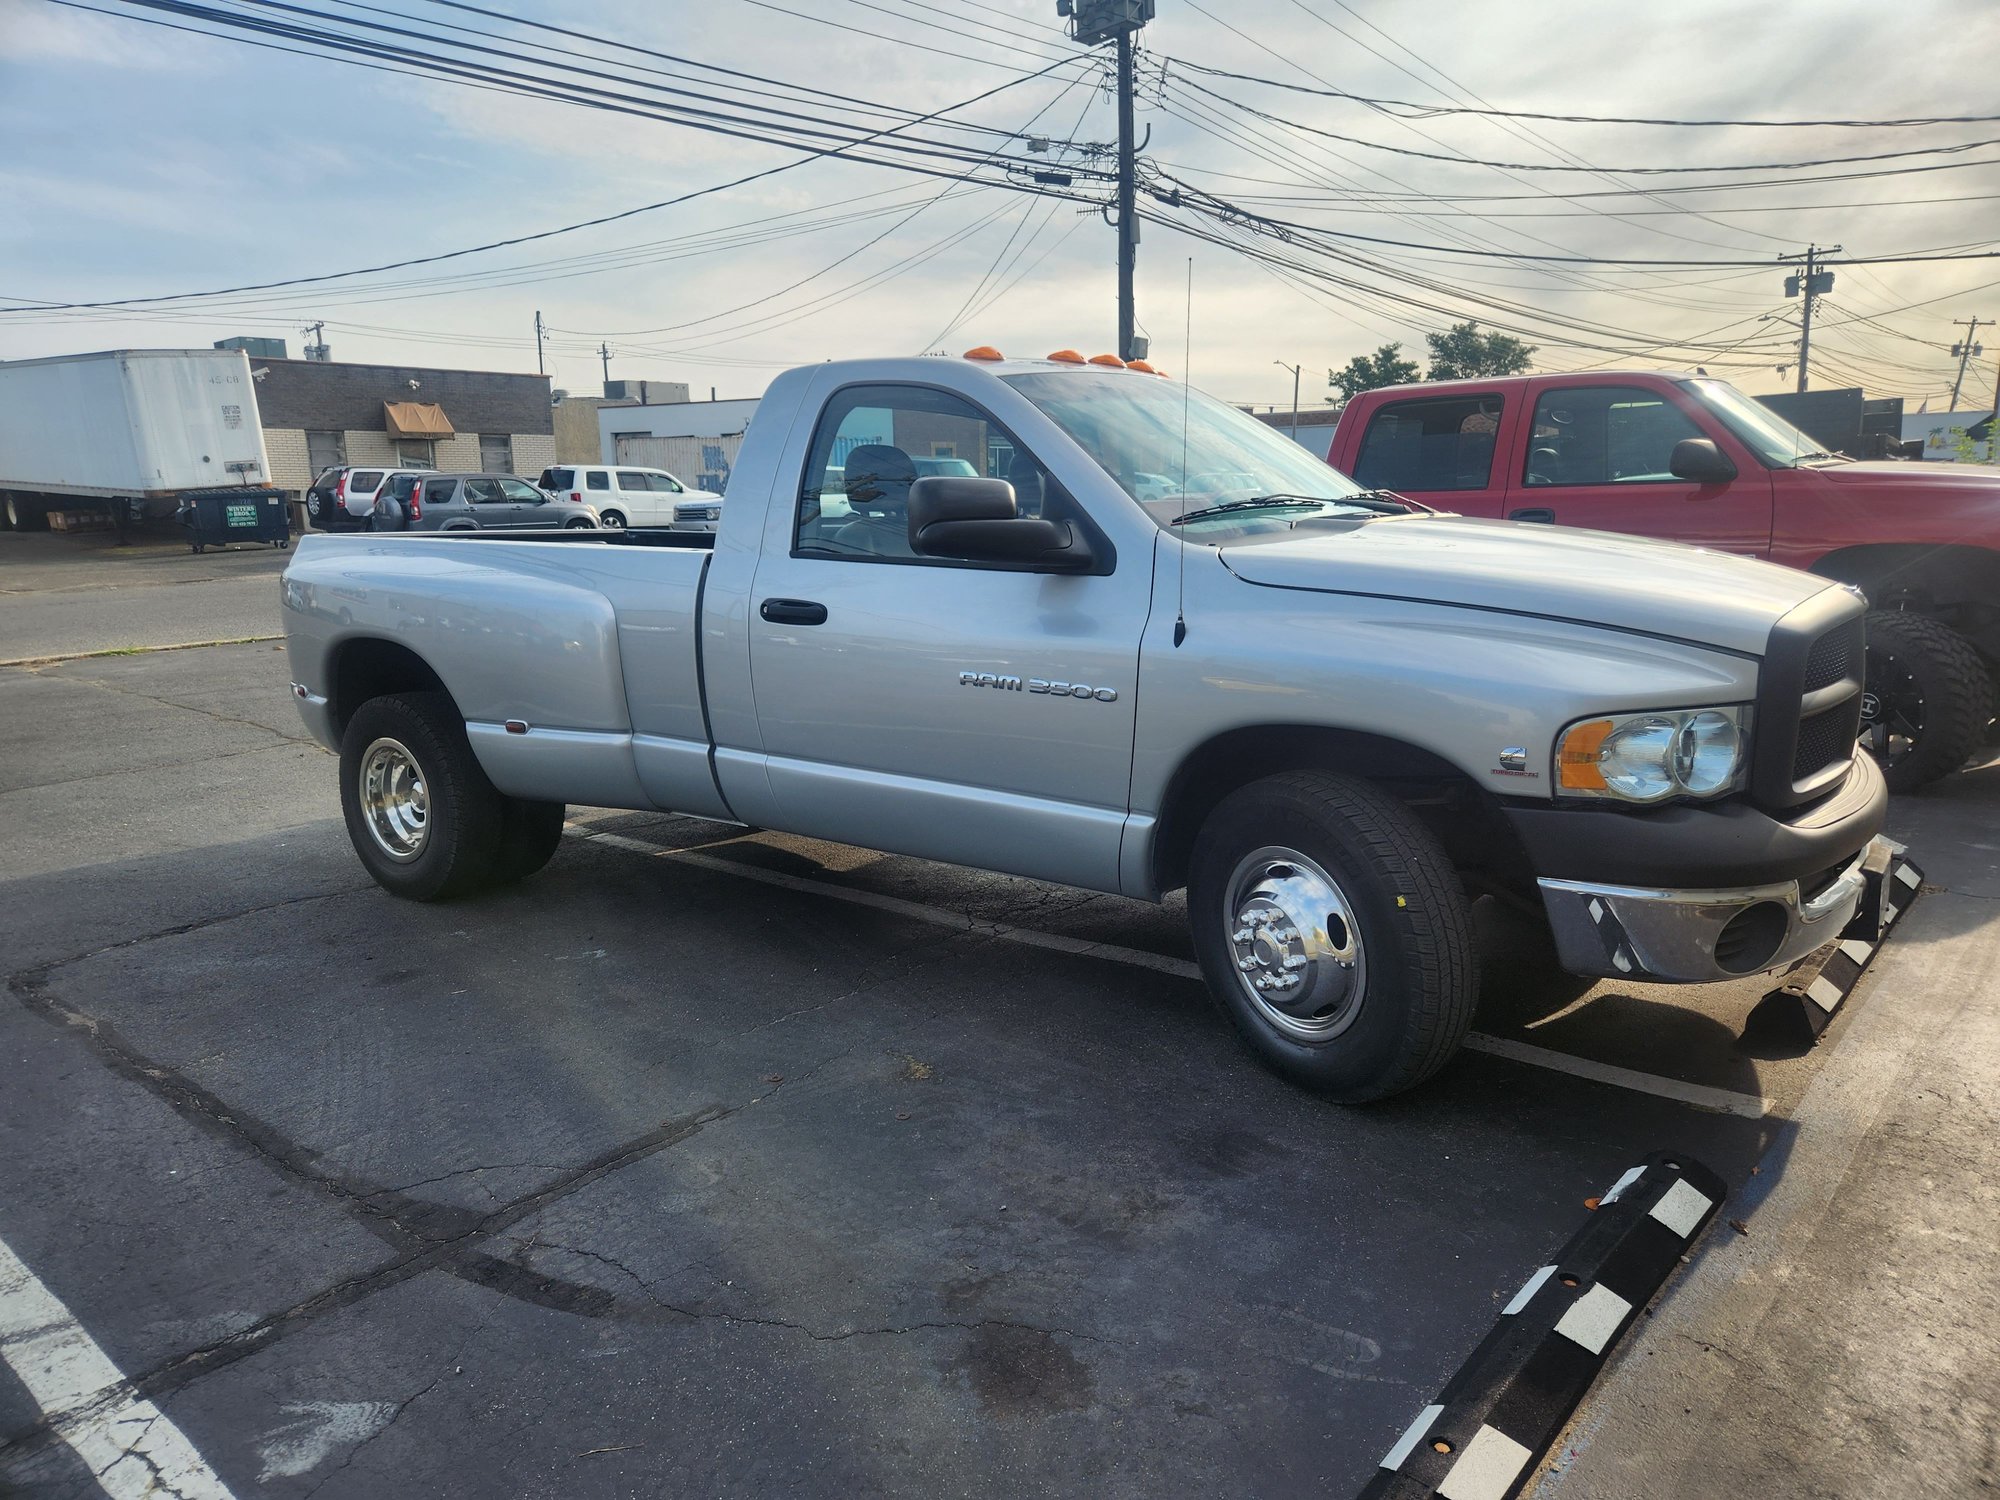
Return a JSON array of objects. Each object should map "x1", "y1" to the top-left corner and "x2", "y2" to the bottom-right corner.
[
  {"x1": 564, "y1": 517, "x2": 597, "y2": 529},
  {"x1": 1861, "y1": 611, "x2": 1993, "y2": 792},
  {"x1": 598, "y1": 510, "x2": 627, "y2": 530},
  {"x1": 1187, "y1": 771, "x2": 1478, "y2": 1102}
]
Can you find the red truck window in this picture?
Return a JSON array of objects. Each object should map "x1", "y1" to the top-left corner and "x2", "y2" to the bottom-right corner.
[
  {"x1": 1524, "y1": 386, "x2": 1705, "y2": 487},
  {"x1": 1352, "y1": 395, "x2": 1503, "y2": 492}
]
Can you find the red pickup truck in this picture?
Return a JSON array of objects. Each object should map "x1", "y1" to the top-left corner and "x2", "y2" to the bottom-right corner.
[{"x1": 1329, "y1": 371, "x2": 1999, "y2": 790}]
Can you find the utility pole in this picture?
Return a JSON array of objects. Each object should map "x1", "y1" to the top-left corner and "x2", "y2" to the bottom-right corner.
[
  {"x1": 599, "y1": 342, "x2": 611, "y2": 386},
  {"x1": 1275, "y1": 359, "x2": 1301, "y2": 444},
  {"x1": 1059, "y1": 0, "x2": 1154, "y2": 361},
  {"x1": 1948, "y1": 316, "x2": 1986, "y2": 410},
  {"x1": 534, "y1": 310, "x2": 545, "y2": 376},
  {"x1": 1779, "y1": 244, "x2": 1840, "y2": 393}
]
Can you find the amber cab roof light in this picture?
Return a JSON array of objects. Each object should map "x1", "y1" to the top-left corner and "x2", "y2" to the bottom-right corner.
[
  {"x1": 1088, "y1": 353, "x2": 1126, "y2": 367},
  {"x1": 1046, "y1": 348, "x2": 1086, "y2": 364},
  {"x1": 1125, "y1": 359, "x2": 1156, "y2": 373},
  {"x1": 962, "y1": 345, "x2": 1004, "y2": 361}
]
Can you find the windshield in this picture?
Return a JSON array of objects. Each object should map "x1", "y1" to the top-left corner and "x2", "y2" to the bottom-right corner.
[
  {"x1": 1683, "y1": 378, "x2": 1835, "y2": 467},
  {"x1": 1004, "y1": 371, "x2": 1378, "y2": 539}
]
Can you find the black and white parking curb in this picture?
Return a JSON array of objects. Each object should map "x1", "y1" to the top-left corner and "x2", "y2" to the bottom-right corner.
[
  {"x1": 1752, "y1": 841, "x2": 1923, "y2": 1044},
  {"x1": 1357, "y1": 1152, "x2": 1724, "y2": 1500}
]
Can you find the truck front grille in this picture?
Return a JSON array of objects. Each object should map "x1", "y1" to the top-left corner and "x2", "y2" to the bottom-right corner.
[
  {"x1": 1751, "y1": 592, "x2": 1867, "y2": 810},
  {"x1": 1803, "y1": 618, "x2": 1863, "y2": 693},
  {"x1": 1792, "y1": 704, "x2": 1858, "y2": 783}
]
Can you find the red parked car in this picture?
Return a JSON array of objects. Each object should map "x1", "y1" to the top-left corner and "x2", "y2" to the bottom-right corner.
[{"x1": 1328, "y1": 372, "x2": 1999, "y2": 789}]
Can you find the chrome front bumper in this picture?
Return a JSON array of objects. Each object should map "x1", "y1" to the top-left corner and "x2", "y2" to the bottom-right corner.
[{"x1": 1538, "y1": 834, "x2": 1901, "y2": 984}]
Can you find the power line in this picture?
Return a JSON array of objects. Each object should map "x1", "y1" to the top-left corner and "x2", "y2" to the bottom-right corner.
[
  {"x1": 7, "y1": 10, "x2": 1102, "y2": 313},
  {"x1": 1163, "y1": 59, "x2": 2000, "y2": 130},
  {"x1": 1172, "y1": 73, "x2": 2000, "y2": 175}
]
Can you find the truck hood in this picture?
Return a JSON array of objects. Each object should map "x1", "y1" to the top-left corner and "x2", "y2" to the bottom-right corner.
[
  {"x1": 1808, "y1": 458, "x2": 2000, "y2": 496},
  {"x1": 1218, "y1": 515, "x2": 1828, "y2": 655}
]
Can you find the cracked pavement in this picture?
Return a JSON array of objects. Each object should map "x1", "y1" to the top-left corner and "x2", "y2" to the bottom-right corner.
[{"x1": 3, "y1": 570, "x2": 1996, "y2": 1497}]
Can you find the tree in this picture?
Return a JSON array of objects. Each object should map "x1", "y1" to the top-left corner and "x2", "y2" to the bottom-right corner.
[
  {"x1": 1328, "y1": 343, "x2": 1421, "y2": 403},
  {"x1": 1424, "y1": 321, "x2": 1535, "y2": 381}
]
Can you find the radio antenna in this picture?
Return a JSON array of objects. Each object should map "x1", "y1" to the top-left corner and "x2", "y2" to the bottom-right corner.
[{"x1": 1173, "y1": 256, "x2": 1192, "y2": 648}]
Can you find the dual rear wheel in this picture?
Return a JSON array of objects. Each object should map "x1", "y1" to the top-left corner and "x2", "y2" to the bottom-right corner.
[{"x1": 340, "y1": 692, "x2": 564, "y2": 900}]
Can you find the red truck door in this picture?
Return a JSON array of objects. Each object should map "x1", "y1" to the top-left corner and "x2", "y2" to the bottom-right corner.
[
  {"x1": 1342, "y1": 388, "x2": 1514, "y2": 517},
  {"x1": 1498, "y1": 378, "x2": 1773, "y2": 556}
]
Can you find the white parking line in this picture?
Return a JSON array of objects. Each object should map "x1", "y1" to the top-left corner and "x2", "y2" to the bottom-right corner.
[
  {"x1": 0, "y1": 1235, "x2": 237, "y2": 1500},
  {"x1": 566, "y1": 824, "x2": 1774, "y2": 1118}
]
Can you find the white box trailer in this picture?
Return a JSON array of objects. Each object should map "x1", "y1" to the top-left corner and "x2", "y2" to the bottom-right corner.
[
  {"x1": 609, "y1": 432, "x2": 742, "y2": 495},
  {"x1": 0, "y1": 348, "x2": 274, "y2": 530}
]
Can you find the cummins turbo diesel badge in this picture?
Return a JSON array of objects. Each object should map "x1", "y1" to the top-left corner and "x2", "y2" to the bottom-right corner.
[{"x1": 959, "y1": 670, "x2": 1117, "y2": 702}]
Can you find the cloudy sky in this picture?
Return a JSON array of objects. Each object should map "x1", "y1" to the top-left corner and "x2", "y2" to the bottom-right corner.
[{"x1": 4, "y1": 0, "x2": 1998, "y2": 413}]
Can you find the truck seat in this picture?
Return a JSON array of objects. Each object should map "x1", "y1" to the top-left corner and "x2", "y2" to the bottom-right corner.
[{"x1": 835, "y1": 444, "x2": 917, "y2": 557}]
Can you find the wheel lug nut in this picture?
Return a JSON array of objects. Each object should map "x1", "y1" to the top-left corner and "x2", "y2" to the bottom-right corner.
[
  {"x1": 1232, "y1": 928, "x2": 1253, "y2": 943},
  {"x1": 1283, "y1": 955, "x2": 1307, "y2": 969},
  {"x1": 1237, "y1": 957, "x2": 1258, "y2": 971},
  {"x1": 1280, "y1": 927, "x2": 1299, "y2": 942}
]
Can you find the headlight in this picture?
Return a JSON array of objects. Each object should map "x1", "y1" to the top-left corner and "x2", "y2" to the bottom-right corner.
[{"x1": 1555, "y1": 707, "x2": 1752, "y2": 804}]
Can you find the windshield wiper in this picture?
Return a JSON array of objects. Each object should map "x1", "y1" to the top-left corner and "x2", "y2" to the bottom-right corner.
[{"x1": 1169, "y1": 492, "x2": 1409, "y2": 525}]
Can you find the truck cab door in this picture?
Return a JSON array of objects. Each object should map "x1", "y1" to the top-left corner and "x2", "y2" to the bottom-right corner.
[
  {"x1": 1345, "y1": 390, "x2": 1511, "y2": 517},
  {"x1": 736, "y1": 380, "x2": 1149, "y2": 895},
  {"x1": 1502, "y1": 380, "x2": 1773, "y2": 555}
]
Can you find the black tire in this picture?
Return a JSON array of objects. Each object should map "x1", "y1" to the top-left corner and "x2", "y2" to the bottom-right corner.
[
  {"x1": 564, "y1": 517, "x2": 596, "y2": 529},
  {"x1": 1187, "y1": 771, "x2": 1479, "y2": 1102},
  {"x1": 340, "y1": 691, "x2": 506, "y2": 900},
  {"x1": 1861, "y1": 611, "x2": 1993, "y2": 793},
  {"x1": 599, "y1": 510, "x2": 627, "y2": 530},
  {"x1": 5, "y1": 494, "x2": 47, "y2": 532},
  {"x1": 497, "y1": 799, "x2": 567, "y2": 882}
]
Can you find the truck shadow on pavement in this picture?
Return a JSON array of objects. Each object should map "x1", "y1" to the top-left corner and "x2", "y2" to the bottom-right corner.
[{"x1": 3, "y1": 821, "x2": 1797, "y2": 1498}]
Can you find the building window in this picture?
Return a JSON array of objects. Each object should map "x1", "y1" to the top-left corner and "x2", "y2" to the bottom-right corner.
[
  {"x1": 306, "y1": 430, "x2": 346, "y2": 474},
  {"x1": 398, "y1": 440, "x2": 435, "y2": 468},
  {"x1": 479, "y1": 433, "x2": 513, "y2": 472}
]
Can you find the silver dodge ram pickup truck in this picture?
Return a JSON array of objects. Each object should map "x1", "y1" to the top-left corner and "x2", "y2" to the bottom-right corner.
[{"x1": 281, "y1": 352, "x2": 1893, "y2": 1100}]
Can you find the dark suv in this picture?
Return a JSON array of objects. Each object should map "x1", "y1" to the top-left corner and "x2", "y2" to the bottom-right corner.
[
  {"x1": 370, "y1": 474, "x2": 600, "y2": 532},
  {"x1": 305, "y1": 466, "x2": 427, "y2": 531}
]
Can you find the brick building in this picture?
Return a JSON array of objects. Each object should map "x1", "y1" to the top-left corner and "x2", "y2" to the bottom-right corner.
[{"x1": 252, "y1": 358, "x2": 556, "y2": 495}]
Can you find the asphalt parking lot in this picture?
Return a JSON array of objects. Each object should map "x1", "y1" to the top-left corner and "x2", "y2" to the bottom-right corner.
[{"x1": 2, "y1": 532, "x2": 1997, "y2": 1498}]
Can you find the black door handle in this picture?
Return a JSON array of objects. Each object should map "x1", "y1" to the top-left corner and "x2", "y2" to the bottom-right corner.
[
  {"x1": 1509, "y1": 507, "x2": 1555, "y2": 524},
  {"x1": 760, "y1": 598, "x2": 828, "y2": 625}
]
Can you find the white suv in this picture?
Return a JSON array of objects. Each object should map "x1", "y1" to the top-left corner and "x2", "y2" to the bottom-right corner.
[{"x1": 536, "y1": 464, "x2": 716, "y2": 530}]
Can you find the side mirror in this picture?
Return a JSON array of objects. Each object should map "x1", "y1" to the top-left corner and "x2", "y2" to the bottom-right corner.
[
  {"x1": 908, "y1": 476, "x2": 1091, "y2": 570},
  {"x1": 1669, "y1": 437, "x2": 1737, "y2": 485}
]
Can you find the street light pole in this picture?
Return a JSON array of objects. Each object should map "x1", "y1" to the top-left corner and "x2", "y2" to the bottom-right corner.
[{"x1": 1275, "y1": 359, "x2": 1301, "y2": 444}]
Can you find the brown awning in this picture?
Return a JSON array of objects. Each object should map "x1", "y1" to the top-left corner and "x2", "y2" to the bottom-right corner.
[{"x1": 383, "y1": 401, "x2": 455, "y2": 439}]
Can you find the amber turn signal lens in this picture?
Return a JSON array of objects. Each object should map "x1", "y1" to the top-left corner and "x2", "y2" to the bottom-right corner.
[
  {"x1": 962, "y1": 345, "x2": 1004, "y2": 361},
  {"x1": 1557, "y1": 718, "x2": 1614, "y2": 791},
  {"x1": 1046, "y1": 348, "x2": 1085, "y2": 364}
]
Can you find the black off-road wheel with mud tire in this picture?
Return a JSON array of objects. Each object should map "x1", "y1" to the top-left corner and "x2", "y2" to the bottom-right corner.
[
  {"x1": 1861, "y1": 610, "x2": 1994, "y2": 793},
  {"x1": 1187, "y1": 770, "x2": 1480, "y2": 1102}
]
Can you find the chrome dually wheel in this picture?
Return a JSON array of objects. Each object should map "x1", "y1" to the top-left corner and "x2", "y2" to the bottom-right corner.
[
  {"x1": 358, "y1": 736, "x2": 430, "y2": 860},
  {"x1": 1224, "y1": 847, "x2": 1367, "y2": 1042},
  {"x1": 1187, "y1": 770, "x2": 1478, "y2": 1102}
]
